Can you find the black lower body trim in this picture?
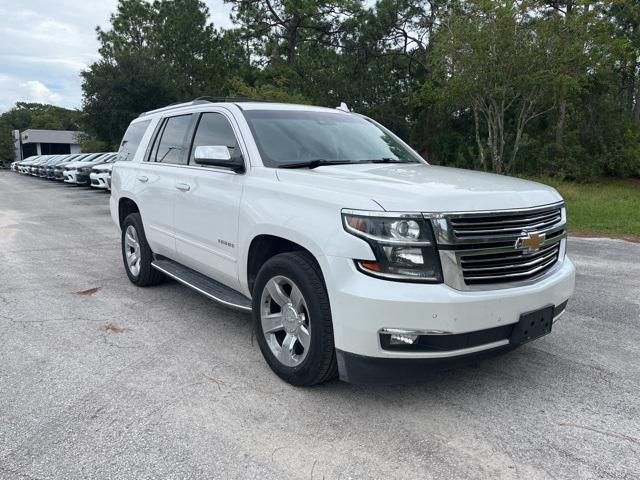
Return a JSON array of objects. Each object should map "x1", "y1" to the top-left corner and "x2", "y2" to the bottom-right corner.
[{"x1": 336, "y1": 346, "x2": 514, "y2": 384}]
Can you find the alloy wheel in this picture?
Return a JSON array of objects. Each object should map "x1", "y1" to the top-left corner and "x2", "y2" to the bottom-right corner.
[
  {"x1": 124, "y1": 225, "x2": 141, "y2": 277},
  {"x1": 260, "y1": 275, "x2": 311, "y2": 367}
]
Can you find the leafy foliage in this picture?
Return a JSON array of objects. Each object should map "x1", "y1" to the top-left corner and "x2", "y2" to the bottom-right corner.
[{"x1": 77, "y1": 0, "x2": 640, "y2": 179}]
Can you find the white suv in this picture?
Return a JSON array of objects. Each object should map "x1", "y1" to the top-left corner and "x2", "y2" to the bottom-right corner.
[{"x1": 110, "y1": 98, "x2": 575, "y2": 385}]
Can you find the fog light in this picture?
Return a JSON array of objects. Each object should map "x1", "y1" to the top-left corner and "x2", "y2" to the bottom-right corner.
[{"x1": 389, "y1": 333, "x2": 418, "y2": 345}]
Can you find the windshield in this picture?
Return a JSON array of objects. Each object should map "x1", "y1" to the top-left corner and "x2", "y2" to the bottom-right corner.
[{"x1": 242, "y1": 110, "x2": 424, "y2": 168}]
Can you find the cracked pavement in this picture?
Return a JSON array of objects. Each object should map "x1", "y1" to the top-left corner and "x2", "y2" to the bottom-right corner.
[{"x1": 0, "y1": 171, "x2": 639, "y2": 479}]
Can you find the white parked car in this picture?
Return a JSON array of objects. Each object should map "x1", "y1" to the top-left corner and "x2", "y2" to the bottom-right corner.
[
  {"x1": 17, "y1": 155, "x2": 40, "y2": 174},
  {"x1": 110, "y1": 98, "x2": 576, "y2": 385},
  {"x1": 63, "y1": 153, "x2": 115, "y2": 185},
  {"x1": 90, "y1": 155, "x2": 118, "y2": 190}
]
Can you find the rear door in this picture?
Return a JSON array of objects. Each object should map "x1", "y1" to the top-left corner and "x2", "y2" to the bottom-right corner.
[
  {"x1": 133, "y1": 114, "x2": 195, "y2": 259},
  {"x1": 173, "y1": 111, "x2": 246, "y2": 290}
]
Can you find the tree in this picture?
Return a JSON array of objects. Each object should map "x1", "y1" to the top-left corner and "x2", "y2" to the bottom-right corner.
[
  {"x1": 78, "y1": 0, "x2": 640, "y2": 179},
  {"x1": 82, "y1": 0, "x2": 249, "y2": 147},
  {"x1": 0, "y1": 120, "x2": 15, "y2": 164},
  {"x1": 604, "y1": 0, "x2": 640, "y2": 121},
  {"x1": 225, "y1": 0, "x2": 363, "y2": 66},
  {"x1": 82, "y1": 53, "x2": 177, "y2": 148},
  {"x1": 434, "y1": 1, "x2": 560, "y2": 173}
]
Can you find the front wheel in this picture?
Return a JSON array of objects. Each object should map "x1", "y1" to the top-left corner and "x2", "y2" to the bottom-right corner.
[{"x1": 252, "y1": 252, "x2": 337, "y2": 386}]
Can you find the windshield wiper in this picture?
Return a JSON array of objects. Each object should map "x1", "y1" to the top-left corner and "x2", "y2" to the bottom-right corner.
[
  {"x1": 362, "y1": 158, "x2": 407, "y2": 164},
  {"x1": 278, "y1": 159, "x2": 359, "y2": 169}
]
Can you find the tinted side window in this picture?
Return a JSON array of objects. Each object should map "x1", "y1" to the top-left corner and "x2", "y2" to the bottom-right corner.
[
  {"x1": 190, "y1": 113, "x2": 240, "y2": 164},
  {"x1": 117, "y1": 120, "x2": 151, "y2": 161},
  {"x1": 154, "y1": 115, "x2": 192, "y2": 165}
]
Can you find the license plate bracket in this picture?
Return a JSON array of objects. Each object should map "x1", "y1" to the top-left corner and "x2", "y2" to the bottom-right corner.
[{"x1": 510, "y1": 306, "x2": 554, "y2": 345}]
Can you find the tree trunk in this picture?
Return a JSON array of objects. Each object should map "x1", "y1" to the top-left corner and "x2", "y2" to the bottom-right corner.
[
  {"x1": 495, "y1": 103, "x2": 505, "y2": 174},
  {"x1": 473, "y1": 106, "x2": 487, "y2": 171},
  {"x1": 510, "y1": 122, "x2": 524, "y2": 174},
  {"x1": 556, "y1": 96, "x2": 566, "y2": 145},
  {"x1": 487, "y1": 115, "x2": 501, "y2": 174},
  {"x1": 634, "y1": 80, "x2": 640, "y2": 122},
  {"x1": 285, "y1": 16, "x2": 301, "y2": 66}
]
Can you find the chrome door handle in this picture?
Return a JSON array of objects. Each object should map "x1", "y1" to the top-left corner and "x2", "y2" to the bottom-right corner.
[
  {"x1": 137, "y1": 175, "x2": 148, "y2": 183},
  {"x1": 175, "y1": 183, "x2": 191, "y2": 192}
]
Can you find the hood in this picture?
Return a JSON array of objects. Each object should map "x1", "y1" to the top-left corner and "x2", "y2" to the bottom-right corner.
[
  {"x1": 65, "y1": 159, "x2": 101, "y2": 169},
  {"x1": 276, "y1": 163, "x2": 562, "y2": 212},
  {"x1": 62, "y1": 161, "x2": 84, "y2": 169},
  {"x1": 93, "y1": 163, "x2": 113, "y2": 172}
]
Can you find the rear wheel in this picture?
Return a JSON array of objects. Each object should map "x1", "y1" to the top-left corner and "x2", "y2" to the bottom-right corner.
[
  {"x1": 121, "y1": 213, "x2": 165, "y2": 286},
  {"x1": 252, "y1": 251, "x2": 337, "y2": 386}
]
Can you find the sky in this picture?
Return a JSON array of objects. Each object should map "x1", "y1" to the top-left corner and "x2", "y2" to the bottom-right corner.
[{"x1": 0, "y1": 0, "x2": 234, "y2": 113}]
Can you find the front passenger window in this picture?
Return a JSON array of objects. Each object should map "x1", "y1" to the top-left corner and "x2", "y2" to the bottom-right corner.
[
  {"x1": 190, "y1": 113, "x2": 240, "y2": 164},
  {"x1": 154, "y1": 114, "x2": 192, "y2": 165}
]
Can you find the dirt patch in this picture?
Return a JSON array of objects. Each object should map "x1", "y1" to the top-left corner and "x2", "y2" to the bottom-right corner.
[{"x1": 75, "y1": 287, "x2": 101, "y2": 296}]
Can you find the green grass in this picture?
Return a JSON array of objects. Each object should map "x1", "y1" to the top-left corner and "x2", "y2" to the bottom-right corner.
[{"x1": 529, "y1": 177, "x2": 640, "y2": 241}]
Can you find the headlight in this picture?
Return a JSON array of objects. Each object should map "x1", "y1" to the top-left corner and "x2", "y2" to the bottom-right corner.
[{"x1": 342, "y1": 211, "x2": 443, "y2": 282}]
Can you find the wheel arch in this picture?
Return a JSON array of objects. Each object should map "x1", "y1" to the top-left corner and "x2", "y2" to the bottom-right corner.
[
  {"x1": 118, "y1": 197, "x2": 140, "y2": 228},
  {"x1": 245, "y1": 233, "x2": 326, "y2": 296}
]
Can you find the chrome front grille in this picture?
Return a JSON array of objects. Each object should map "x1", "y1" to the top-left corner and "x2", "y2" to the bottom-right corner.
[
  {"x1": 449, "y1": 206, "x2": 562, "y2": 241},
  {"x1": 459, "y1": 241, "x2": 561, "y2": 285},
  {"x1": 428, "y1": 202, "x2": 567, "y2": 290}
]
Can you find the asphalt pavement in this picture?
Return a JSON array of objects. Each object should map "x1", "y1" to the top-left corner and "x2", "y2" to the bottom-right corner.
[{"x1": 0, "y1": 170, "x2": 638, "y2": 479}]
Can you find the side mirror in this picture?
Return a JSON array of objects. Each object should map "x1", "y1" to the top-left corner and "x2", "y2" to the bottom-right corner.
[{"x1": 194, "y1": 145, "x2": 244, "y2": 172}]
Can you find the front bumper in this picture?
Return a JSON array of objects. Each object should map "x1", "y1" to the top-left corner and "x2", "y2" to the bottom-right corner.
[
  {"x1": 90, "y1": 172, "x2": 110, "y2": 189},
  {"x1": 75, "y1": 171, "x2": 90, "y2": 185},
  {"x1": 63, "y1": 170, "x2": 78, "y2": 184},
  {"x1": 323, "y1": 254, "x2": 575, "y2": 375},
  {"x1": 337, "y1": 345, "x2": 515, "y2": 384}
]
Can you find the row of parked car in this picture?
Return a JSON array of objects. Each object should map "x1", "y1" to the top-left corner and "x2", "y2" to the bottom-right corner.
[{"x1": 10, "y1": 152, "x2": 118, "y2": 189}]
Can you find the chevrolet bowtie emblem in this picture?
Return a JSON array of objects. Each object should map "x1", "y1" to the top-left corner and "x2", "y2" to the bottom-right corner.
[{"x1": 516, "y1": 232, "x2": 545, "y2": 252}]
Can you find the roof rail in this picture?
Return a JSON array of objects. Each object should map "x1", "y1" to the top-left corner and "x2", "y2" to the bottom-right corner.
[
  {"x1": 193, "y1": 96, "x2": 269, "y2": 104},
  {"x1": 138, "y1": 100, "x2": 194, "y2": 117},
  {"x1": 138, "y1": 96, "x2": 269, "y2": 118}
]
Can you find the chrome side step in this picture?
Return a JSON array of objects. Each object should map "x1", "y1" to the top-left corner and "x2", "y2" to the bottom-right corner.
[{"x1": 151, "y1": 258, "x2": 252, "y2": 312}]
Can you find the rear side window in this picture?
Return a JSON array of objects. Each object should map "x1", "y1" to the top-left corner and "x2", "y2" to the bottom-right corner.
[
  {"x1": 153, "y1": 115, "x2": 193, "y2": 165},
  {"x1": 117, "y1": 120, "x2": 151, "y2": 161},
  {"x1": 189, "y1": 113, "x2": 240, "y2": 164}
]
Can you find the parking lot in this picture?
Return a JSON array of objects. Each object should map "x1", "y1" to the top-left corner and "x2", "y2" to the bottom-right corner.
[{"x1": 0, "y1": 170, "x2": 638, "y2": 479}]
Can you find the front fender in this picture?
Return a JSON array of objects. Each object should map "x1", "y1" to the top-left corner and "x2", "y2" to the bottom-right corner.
[{"x1": 237, "y1": 174, "x2": 382, "y2": 295}]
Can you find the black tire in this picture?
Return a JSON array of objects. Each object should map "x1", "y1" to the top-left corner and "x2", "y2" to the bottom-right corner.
[
  {"x1": 252, "y1": 251, "x2": 338, "y2": 386},
  {"x1": 121, "y1": 213, "x2": 165, "y2": 286}
]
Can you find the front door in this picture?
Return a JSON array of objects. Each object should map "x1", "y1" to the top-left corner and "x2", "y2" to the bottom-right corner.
[{"x1": 173, "y1": 112, "x2": 245, "y2": 290}]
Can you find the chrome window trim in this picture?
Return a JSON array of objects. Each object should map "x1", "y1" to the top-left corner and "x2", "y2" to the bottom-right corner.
[
  {"x1": 142, "y1": 106, "x2": 251, "y2": 174},
  {"x1": 135, "y1": 161, "x2": 240, "y2": 176}
]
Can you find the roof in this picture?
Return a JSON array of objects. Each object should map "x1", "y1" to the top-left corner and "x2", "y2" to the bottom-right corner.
[{"x1": 21, "y1": 129, "x2": 81, "y2": 145}]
